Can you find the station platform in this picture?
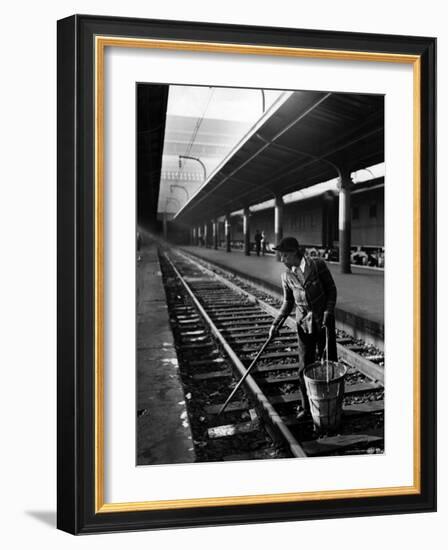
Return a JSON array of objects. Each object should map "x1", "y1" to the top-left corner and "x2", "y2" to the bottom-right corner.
[
  {"x1": 137, "y1": 240, "x2": 196, "y2": 465},
  {"x1": 180, "y1": 245, "x2": 384, "y2": 347}
]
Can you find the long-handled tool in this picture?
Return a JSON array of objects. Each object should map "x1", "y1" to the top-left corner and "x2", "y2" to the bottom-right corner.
[{"x1": 217, "y1": 334, "x2": 273, "y2": 416}]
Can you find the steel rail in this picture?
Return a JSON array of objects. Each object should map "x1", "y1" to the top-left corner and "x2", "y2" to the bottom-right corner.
[{"x1": 164, "y1": 252, "x2": 307, "y2": 459}]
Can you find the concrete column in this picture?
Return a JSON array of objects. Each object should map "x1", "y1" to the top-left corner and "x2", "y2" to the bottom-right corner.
[
  {"x1": 338, "y1": 170, "x2": 352, "y2": 274},
  {"x1": 192, "y1": 227, "x2": 197, "y2": 246},
  {"x1": 213, "y1": 220, "x2": 218, "y2": 250},
  {"x1": 243, "y1": 208, "x2": 251, "y2": 256},
  {"x1": 322, "y1": 191, "x2": 336, "y2": 249},
  {"x1": 225, "y1": 214, "x2": 231, "y2": 252},
  {"x1": 274, "y1": 196, "x2": 284, "y2": 261},
  {"x1": 203, "y1": 223, "x2": 208, "y2": 247}
]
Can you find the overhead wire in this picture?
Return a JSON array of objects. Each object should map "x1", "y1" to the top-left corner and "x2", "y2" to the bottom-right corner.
[{"x1": 176, "y1": 87, "x2": 215, "y2": 188}]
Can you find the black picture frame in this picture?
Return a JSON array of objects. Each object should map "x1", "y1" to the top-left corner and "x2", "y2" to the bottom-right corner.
[{"x1": 57, "y1": 14, "x2": 436, "y2": 534}]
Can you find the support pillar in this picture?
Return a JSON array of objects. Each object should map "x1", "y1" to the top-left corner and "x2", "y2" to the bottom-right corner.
[
  {"x1": 322, "y1": 191, "x2": 336, "y2": 249},
  {"x1": 225, "y1": 214, "x2": 231, "y2": 252},
  {"x1": 192, "y1": 227, "x2": 197, "y2": 246},
  {"x1": 213, "y1": 219, "x2": 218, "y2": 250},
  {"x1": 203, "y1": 223, "x2": 208, "y2": 247},
  {"x1": 243, "y1": 208, "x2": 251, "y2": 256},
  {"x1": 274, "y1": 196, "x2": 284, "y2": 261},
  {"x1": 338, "y1": 170, "x2": 352, "y2": 274}
]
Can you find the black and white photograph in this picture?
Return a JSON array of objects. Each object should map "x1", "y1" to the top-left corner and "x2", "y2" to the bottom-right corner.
[
  {"x1": 136, "y1": 83, "x2": 385, "y2": 466},
  {"x1": 0, "y1": 0, "x2": 437, "y2": 542},
  {"x1": 53, "y1": 9, "x2": 436, "y2": 536}
]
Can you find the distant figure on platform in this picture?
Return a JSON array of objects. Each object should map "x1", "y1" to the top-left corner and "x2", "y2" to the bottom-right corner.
[
  {"x1": 199, "y1": 235, "x2": 205, "y2": 247},
  {"x1": 254, "y1": 229, "x2": 262, "y2": 256},
  {"x1": 261, "y1": 231, "x2": 267, "y2": 256},
  {"x1": 268, "y1": 237, "x2": 337, "y2": 419}
]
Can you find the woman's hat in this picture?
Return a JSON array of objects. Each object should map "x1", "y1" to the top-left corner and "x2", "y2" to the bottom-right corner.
[{"x1": 272, "y1": 236, "x2": 300, "y2": 252}]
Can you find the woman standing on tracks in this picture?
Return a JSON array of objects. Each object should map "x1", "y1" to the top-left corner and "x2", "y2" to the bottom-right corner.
[{"x1": 268, "y1": 237, "x2": 338, "y2": 419}]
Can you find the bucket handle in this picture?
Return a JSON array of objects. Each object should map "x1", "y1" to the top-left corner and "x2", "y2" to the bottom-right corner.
[{"x1": 320, "y1": 325, "x2": 333, "y2": 383}]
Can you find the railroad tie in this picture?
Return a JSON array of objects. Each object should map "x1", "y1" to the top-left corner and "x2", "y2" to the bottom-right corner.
[{"x1": 207, "y1": 410, "x2": 259, "y2": 439}]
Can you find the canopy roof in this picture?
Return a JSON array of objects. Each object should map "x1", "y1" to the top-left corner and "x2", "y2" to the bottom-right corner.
[{"x1": 174, "y1": 90, "x2": 384, "y2": 225}]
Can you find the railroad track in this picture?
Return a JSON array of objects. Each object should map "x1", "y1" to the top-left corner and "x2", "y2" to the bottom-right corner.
[{"x1": 160, "y1": 247, "x2": 384, "y2": 462}]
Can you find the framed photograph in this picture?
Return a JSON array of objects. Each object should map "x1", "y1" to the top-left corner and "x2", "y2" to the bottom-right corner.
[{"x1": 57, "y1": 14, "x2": 436, "y2": 534}]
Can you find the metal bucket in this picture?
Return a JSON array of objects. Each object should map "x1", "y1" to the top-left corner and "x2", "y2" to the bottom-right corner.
[{"x1": 303, "y1": 361, "x2": 347, "y2": 433}]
